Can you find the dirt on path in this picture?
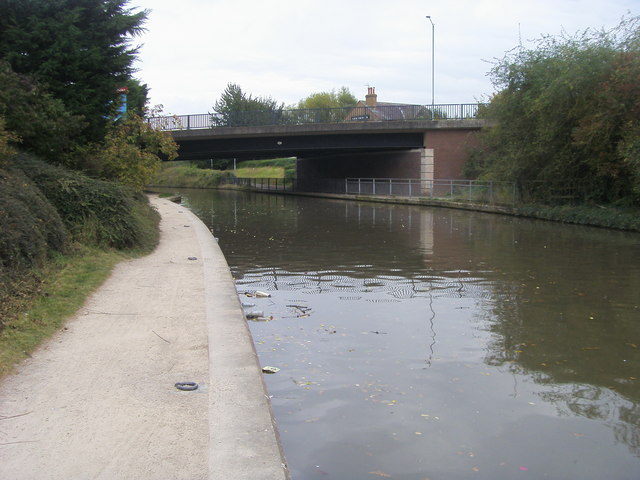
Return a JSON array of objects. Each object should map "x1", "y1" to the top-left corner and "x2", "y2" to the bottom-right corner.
[{"x1": 0, "y1": 196, "x2": 288, "y2": 480}]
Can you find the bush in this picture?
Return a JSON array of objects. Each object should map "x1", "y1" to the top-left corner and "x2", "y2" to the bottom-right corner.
[
  {"x1": 514, "y1": 204, "x2": 640, "y2": 231},
  {"x1": 97, "y1": 113, "x2": 178, "y2": 190},
  {"x1": 0, "y1": 160, "x2": 69, "y2": 331},
  {"x1": 15, "y1": 153, "x2": 159, "y2": 249},
  {"x1": 0, "y1": 162, "x2": 68, "y2": 270},
  {"x1": 0, "y1": 115, "x2": 19, "y2": 163}
]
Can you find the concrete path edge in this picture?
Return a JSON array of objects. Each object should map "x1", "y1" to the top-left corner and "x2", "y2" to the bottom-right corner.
[{"x1": 185, "y1": 199, "x2": 290, "y2": 479}]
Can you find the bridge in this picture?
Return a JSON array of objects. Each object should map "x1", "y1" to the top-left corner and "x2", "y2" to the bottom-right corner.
[{"x1": 150, "y1": 103, "x2": 489, "y2": 186}]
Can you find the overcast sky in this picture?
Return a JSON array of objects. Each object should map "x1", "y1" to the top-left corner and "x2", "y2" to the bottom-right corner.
[{"x1": 134, "y1": 0, "x2": 638, "y2": 115}]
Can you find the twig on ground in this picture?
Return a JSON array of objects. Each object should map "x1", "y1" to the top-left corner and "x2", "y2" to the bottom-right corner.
[
  {"x1": 0, "y1": 440, "x2": 39, "y2": 446},
  {"x1": 152, "y1": 330, "x2": 171, "y2": 343},
  {"x1": 0, "y1": 412, "x2": 33, "y2": 421}
]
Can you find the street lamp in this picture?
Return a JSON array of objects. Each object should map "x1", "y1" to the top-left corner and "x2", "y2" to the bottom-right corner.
[{"x1": 426, "y1": 15, "x2": 435, "y2": 107}]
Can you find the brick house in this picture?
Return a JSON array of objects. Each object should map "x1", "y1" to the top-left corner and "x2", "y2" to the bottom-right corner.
[{"x1": 346, "y1": 87, "x2": 428, "y2": 122}]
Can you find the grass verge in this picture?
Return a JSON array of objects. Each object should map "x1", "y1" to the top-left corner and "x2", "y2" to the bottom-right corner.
[
  {"x1": 235, "y1": 166, "x2": 284, "y2": 178},
  {"x1": 0, "y1": 245, "x2": 144, "y2": 379},
  {"x1": 151, "y1": 164, "x2": 234, "y2": 188}
]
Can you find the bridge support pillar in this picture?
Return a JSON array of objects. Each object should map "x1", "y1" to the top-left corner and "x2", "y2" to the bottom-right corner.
[{"x1": 421, "y1": 147, "x2": 434, "y2": 195}]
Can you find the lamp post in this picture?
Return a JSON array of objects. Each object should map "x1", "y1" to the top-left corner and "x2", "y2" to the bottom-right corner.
[{"x1": 426, "y1": 15, "x2": 435, "y2": 107}]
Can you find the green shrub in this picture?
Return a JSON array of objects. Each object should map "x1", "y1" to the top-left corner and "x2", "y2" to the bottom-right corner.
[
  {"x1": 15, "y1": 153, "x2": 159, "y2": 249},
  {"x1": 0, "y1": 115, "x2": 19, "y2": 163},
  {"x1": 0, "y1": 163, "x2": 68, "y2": 271},
  {"x1": 0, "y1": 160, "x2": 69, "y2": 331},
  {"x1": 514, "y1": 204, "x2": 640, "y2": 231}
]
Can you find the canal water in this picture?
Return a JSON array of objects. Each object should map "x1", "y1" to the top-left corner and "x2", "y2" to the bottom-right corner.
[{"x1": 178, "y1": 189, "x2": 640, "y2": 479}]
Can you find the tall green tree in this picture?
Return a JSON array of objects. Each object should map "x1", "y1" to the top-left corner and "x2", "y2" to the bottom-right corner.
[
  {"x1": 0, "y1": 0, "x2": 148, "y2": 141},
  {"x1": 0, "y1": 61, "x2": 85, "y2": 162},
  {"x1": 124, "y1": 78, "x2": 150, "y2": 116},
  {"x1": 468, "y1": 16, "x2": 640, "y2": 205},
  {"x1": 211, "y1": 83, "x2": 284, "y2": 126}
]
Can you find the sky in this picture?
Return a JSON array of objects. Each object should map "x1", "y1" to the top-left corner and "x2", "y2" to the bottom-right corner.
[{"x1": 133, "y1": 0, "x2": 638, "y2": 115}]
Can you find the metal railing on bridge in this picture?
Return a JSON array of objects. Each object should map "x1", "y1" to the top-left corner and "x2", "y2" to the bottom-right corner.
[
  {"x1": 227, "y1": 177, "x2": 516, "y2": 206},
  {"x1": 148, "y1": 103, "x2": 486, "y2": 131}
]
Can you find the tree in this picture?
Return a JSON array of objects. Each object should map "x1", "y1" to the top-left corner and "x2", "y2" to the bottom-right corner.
[
  {"x1": 468, "y1": 16, "x2": 640, "y2": 205},
  {"x1": 293, "y1": 87, "x2": 358, "y2": 123},
  {"x1": 0, "y1": 61, "x2": 85, "y2": 162},
  {"x1": 296, "y1": 87, "x2": 357, "y2": 109},
  {"x1": 0, "y1": 0, "x2": 148, "y2": 142},
  {"x1": 124, "y1": 78, "x2": 150, "y2": 116},
  {"x1": 95, "y1": 113, "x2": 178, "y2": 191},
  {"x1": 211, "y1": 83, "x2": 284, "y2": 126}
]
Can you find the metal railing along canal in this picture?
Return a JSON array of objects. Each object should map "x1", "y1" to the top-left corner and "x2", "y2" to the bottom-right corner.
[{"x1": 229, "y1": 177, "x2": 516, "y2": 206}]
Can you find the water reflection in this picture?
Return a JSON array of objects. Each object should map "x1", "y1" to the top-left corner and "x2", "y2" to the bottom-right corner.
[{"x1": 178, "y1": 189, "x2": 640, "y2": 479}]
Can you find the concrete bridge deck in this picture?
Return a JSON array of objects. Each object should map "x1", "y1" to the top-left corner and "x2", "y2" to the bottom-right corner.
[{"x1": 170, "y1": 118, "x2": 488, "y2": 161}]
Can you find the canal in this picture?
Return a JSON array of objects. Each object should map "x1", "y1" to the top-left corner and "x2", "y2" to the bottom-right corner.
[{"x1": 179, "y1": 189, "x2": 640, "y2": 479}]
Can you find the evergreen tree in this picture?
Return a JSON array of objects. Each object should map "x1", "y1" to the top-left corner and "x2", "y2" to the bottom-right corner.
[
  {"x1": 0, "y1": 61, "x2": 85, "y2": 161},
  {"x1": 0, "y1": 0, "x2": 148, "y2": 141}
]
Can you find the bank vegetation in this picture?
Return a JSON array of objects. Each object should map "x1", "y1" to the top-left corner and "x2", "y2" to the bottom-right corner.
[
  {"x1": 466, "y1": 16, "x2": 640, "y2": 210},
  {"x1": 0, "y1": 1, "x2": 177, "y2": 376}
]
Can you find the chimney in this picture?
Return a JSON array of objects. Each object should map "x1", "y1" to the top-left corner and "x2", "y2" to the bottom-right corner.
[{"x1": 365, "y1": 86, "x2": 377, "y2": 106}]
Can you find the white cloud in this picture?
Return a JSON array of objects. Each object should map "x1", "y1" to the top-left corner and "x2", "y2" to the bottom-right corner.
[{"x1": 134, "y1": 0, "x2": 638, "y2": 114}]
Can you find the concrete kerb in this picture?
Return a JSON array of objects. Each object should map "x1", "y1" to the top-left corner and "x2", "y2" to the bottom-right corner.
[{"x1": 182, "y1": 199, "x2": 290, "y2": 479}]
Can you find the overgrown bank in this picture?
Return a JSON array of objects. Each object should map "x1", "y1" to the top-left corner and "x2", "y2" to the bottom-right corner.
[
  {"x1": 466, "y1": 17, "x2": 640, "y2": 209},
  {"x1": 150, "y1": 158, "x2": 294, "y2": 189},
  {"x1": 0, "y1": 1, "x2": 178, "y2": 377},
  {"x1": 0, "y1": 154, "x2": 160, "y2": 377}
]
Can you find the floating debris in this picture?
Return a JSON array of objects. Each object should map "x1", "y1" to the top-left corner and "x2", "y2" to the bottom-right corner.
[
  {"x1": 262, "y1": 366, "x2": 280, "y2": 374},
  {"x1": 368, "y1": 471, "x2": 392, "y2": 478},
  {"x1": 287, "y1": 304, "x2": 312, "y2": 317},
  {"x1": 240, "y1": 290, "x2": 271, "y2": 298}
]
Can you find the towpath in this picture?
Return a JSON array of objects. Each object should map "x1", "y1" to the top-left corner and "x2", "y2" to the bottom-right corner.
[{"x1": 0, "y1": 196, "x2": 288, "y2": 480}]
